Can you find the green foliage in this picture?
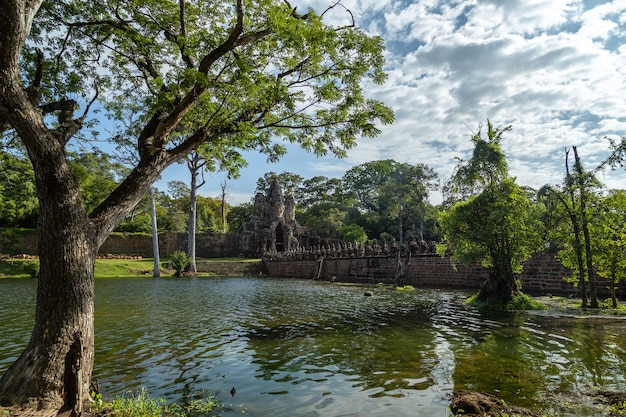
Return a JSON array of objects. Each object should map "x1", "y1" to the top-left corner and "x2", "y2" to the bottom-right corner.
[
  {"x1": 170, "y1": 250, "x2": 191, "y2": 277},
  {"x1": 540, "y1": 147, "x2": 611, "y2": 308},
  {"x1": 341, "y1": 160, "x2": 439, "y2": 241},
  {"x1": 341, "y1": 224, "x2": 368, "y2": 244},
  {"x1": 441, "y1": 179, "x2": 542, "y2": 276},
  {"x1": 590, "y1": 190, "x2": 626, "y2": 307},
  {"x1": 30, "y1": 0, "x2": 393, "y2": 165},
  {"x1": 256, "y1": 172, "x2": 305, "y2": 196},
  {"x1": 610, "y1": 402, "x2": 626, "y2": 417},
  {"x1": 0, "y1": 151, "x2": 38, "y2": 228},
  {"x1": 298, "y1": 203, "x2": 347, "y2": 239},
  {"x1": 295, "y1": 176, "x2": 344, "y2": 210},
  {"x1": 68, "y1": 152, "x2": 124, "y2": 213},
  {"x1": 444, "y1": 120, "x2": 510, "y2": 201},
  {"x1": 93, "y1": 388, "x2": 218, "y2": 417},
  {"x1": 226, "y1": 203, "x2": 253, "y2": 234}
]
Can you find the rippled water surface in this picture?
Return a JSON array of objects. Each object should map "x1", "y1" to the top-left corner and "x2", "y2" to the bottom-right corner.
[{"x1": 1, "y1": 277, "x2": 626, "y2": 416}]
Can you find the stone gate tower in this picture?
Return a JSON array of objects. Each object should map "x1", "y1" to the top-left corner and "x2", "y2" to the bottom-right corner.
[{"x1": 241, "y1": 179, "x2": 298, "y2": 254}]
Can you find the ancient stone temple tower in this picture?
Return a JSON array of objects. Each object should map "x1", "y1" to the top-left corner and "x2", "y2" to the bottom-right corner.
[{"x1": 241, "y1": 179, "x2": 298, "y2": 254}]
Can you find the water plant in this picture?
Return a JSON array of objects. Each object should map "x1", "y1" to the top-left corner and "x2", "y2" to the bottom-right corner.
[
  {"x1": 93, "y1": 388, "x2": 218, "y2": 417},
  {"x1": 466, "y1": 292, "x2": 545, "y2": 311},
  {"x1": 396, "y1": 285, "x2": 415, "y2": 292}
]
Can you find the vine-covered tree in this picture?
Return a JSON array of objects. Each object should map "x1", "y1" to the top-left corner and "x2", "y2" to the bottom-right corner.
[
  {"x1": 439, "y1": 121, "x2": 542, "y2": 302},
  {"x1": 0, "y1": 0, "x2": 392, "y2": 411}
]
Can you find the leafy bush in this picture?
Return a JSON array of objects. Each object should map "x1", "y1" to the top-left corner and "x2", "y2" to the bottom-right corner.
[
  {"x1": 21, "y1": 260, "x2": 39, "y2": 278},
  {"x1": 170, "y1": 250, "x2": 191, "y2": 277}
]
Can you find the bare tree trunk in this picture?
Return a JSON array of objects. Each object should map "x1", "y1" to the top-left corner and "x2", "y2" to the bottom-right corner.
[
  {"x1": 220, "y1": 180, "x2": 227, "y2": 234},
  {"x1": 188, "y1": 166, "x2": 198, "y2": 273},
  {"x1": 150, "y1": 187, "x2": 160, "y2": 278},
  {"x1": 565, "y1": 150, "x2": 588, "y2": 307},
  {"x1": 573, "y1": 146, "x2": 598, "y2": 308},
  {"x1": 186, "y1": 152, "x2": 206, "y2": 273}
]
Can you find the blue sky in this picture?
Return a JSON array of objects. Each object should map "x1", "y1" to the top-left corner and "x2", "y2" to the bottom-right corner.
[{"x1": 155, "y1": 0, "x2": 626, "y2": 205}]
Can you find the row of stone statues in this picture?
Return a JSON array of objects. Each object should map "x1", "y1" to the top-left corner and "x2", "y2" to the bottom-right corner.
[{"x1": 263, "y1": 238, "x2": 438, "y2": 261}]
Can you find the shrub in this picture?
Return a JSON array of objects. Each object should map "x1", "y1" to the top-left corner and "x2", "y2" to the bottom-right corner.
[
  {"x1": 467, "y1": 292, "x2": 545, "y2": 311},
  {"x1": 21, "y1": 260, "x2": 39, "y2": 278},
  {"x1": 170, "y1": 250, "x2": 191, "y2": 277}
]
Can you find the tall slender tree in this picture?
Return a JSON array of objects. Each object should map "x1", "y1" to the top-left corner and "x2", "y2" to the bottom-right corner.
[
  {"x1": 149, "y1": 187, "x2": 161, "y2": 278},
  {"x1": 572, "y1": 146, "x2": 599, "y2": 307},
  {"x1": 186, "y1": 151, "x2": 207, "y2": 273}
]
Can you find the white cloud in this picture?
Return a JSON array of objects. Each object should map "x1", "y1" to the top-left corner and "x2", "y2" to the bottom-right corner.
[{"x1": 181, "y1": 0, "x2": 626, "y2": 205}]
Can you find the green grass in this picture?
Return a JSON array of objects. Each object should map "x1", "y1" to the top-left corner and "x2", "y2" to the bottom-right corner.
[
  {"x1": 466, "y1": 292, "x2": 546, "y2": 311},
  {"x1": 93, "y1": 388, "x2": 219, "y2": 417},
  {"x1": 94, "y1": 258, "x2": 159, "y2": 277},
  {"x1": 0, "y1": 256, "x2": 261, "y2": 278}
]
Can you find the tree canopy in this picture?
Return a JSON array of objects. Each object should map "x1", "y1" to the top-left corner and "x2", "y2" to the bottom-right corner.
[{"x1": 439, "y1": 121, "x2": 542, "y2": 301}]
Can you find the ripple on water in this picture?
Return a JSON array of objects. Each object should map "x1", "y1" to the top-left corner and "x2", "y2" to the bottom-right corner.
[{"x1": 2, "y1": 278, "x2": 626, "y2": 416}]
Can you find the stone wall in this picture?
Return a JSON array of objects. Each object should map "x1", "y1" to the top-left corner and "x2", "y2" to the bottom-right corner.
[
  {"x1": 263, "y1": 253, "x2": 626, "y2": 297},
  {"x1": 3, "y1": 230, "x2": 251, "y2": 258},
  {"x1": 6, "y1": 230, "x2": 624, "y2": 298},
  {"x1": 195, "y1": 260, "x2": 267, "y2": 276}
]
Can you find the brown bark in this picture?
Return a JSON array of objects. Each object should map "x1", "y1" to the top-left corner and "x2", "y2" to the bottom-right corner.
[
  {"x1": 0, "y1": 82, "x2": 94, "y2": 413},
  {"x1": 0, "y1": 174, "x2": 95, "y2": 410}
]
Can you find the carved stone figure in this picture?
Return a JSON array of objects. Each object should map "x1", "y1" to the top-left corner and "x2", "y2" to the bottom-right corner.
[{"x1": 240, "y1": 179, "x2": 299, "y2": 255}]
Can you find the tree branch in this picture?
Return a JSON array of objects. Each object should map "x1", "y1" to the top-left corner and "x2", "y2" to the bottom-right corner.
[
  {"x1": 25, "y1": 48, "x2": 44, "y2": 105},
  {"x1": 198, "y1": 0, "x2": 244, "y2": 73}
]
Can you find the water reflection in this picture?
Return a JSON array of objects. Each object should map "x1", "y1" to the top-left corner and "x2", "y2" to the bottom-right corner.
[{"x1": 1, "y1": 277, "x2": 625, "y2": 416}]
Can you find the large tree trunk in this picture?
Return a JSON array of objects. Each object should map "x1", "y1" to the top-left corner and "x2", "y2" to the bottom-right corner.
[
  {"x1": 0, "y1": 145, "x2": 95, "y2": 411},
  {"x1": 477, "y1": 246, "x2": 519, "y2": 302}
]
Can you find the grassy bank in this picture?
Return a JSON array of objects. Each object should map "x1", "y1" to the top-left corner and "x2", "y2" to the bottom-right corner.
[{"x1": 0, "y1": 257, "x2": 261, "y2": 278}]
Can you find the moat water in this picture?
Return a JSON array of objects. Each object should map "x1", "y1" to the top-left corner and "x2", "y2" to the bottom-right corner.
[{"x1": 1, "y1": 277, "x2": 625, "y2": 416}]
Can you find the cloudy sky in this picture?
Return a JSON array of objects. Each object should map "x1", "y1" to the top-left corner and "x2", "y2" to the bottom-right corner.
[{"x1": 158, "y1": 0, "x2": 626, "y2": 205}]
